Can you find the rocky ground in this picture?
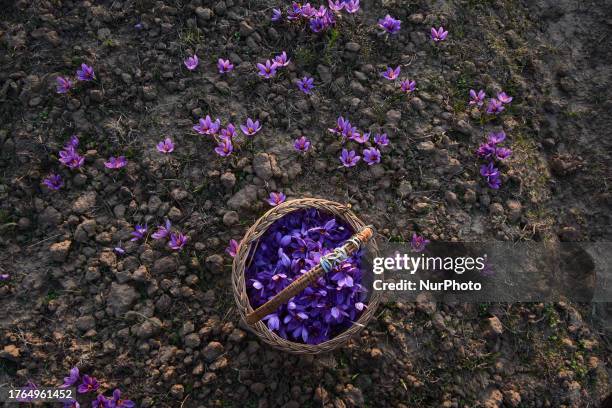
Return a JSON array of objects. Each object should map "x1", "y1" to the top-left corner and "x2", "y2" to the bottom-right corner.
[{"x1": 1, "y1": 0, "x2": 611, "y2": 407}]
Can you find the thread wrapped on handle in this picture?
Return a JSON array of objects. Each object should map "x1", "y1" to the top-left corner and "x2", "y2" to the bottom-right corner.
[{"x1": 245, "y1": 226, "x2": 373, "y2": 325}]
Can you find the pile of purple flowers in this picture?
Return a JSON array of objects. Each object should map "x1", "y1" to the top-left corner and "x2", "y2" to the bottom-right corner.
[
  {"x1": 130, "y1": 220, "x2": 189, "y2": 251},
  {"x1": 56, "y1": 63, "x2": 95, "y2": 94},
  {"x1": 244, "y1": 209, "x2": 368, "y2": 344},
  {"x1": 58, "y1": 135, "x2": 85, "y2": 170},
  {"x1": 476, "y1": 131, "x2": 513, "y2": 189},
  {"x1": 328, "y1": 116, "x2": 389, "y2": 167},
  {"x1": 193, "y1": 115, "x2": 262, "y2": 157}
]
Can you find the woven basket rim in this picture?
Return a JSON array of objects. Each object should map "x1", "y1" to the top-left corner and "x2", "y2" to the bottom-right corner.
[{"x1": 231, "y1": 198, "x2": 380, "y2": 354}]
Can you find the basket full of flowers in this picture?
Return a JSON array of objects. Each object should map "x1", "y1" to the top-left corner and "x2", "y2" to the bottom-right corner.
[{"x1": 232, "y1": 198, "x2": 380, "y2": 354}]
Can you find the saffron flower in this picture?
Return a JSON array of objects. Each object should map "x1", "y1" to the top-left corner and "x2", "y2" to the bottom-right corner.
[
  {"x1": 63, "y1": 400, "x2": 80, "y2": 408},
  {"x1": 343, "y1": 0, "x2": 360, "y2": 13},
  {"x1": 214, "y1": 138, "x2": 233, "y2": 157},
  {"x1": 156, "y1": 137, "x2": 174, "y2": 153},
  {"x1": 76, "y1": 63, "x2": 95, "y2": 81},
  {"x1": 130, "y1": 224, "x2": 147, "y2": 241},
  {"x1": 271, "y1": 8, "x2": 282, "y2": 21},
  {"x1": 91, "y1": 394, "x2": 108, "y2": 408},
  {"x1": 411, "y1": 233, "x2": 430, "y2": 252},
  {"x1": 328, "y1": 0, "x2": 344, "y2": 12},
  {"x1": 152, "y1": 219, "x2": 172, "y2": 240},
  {"x1": 486, "y1": 98, "x2": 505, "y2": 115},
  {"x1": 469, "y1": 89, "x2": 486, "y2": 106},
  {"x1": 226, "y1": 239, "x2": 239, "y2": 257},
  {"x1": 77, "y1": 375, "x2": 99, "y2": 394},
  {"x1": 220, "y1": 123, "x2": 237, "y2": 139},
  {"x1": 487, "y1": 131, "x2": 506, "y2": 144},
  {"x1": 43, "y1": 174, "x2": 64, "y2": 190},
  {"x1": 217, "y1": 58, "x2": 234, "y2": 74},
  {"x1": 497, "y1": 91, "x2": 513, "y2": 104},
  {"x1": 267, "y1": 192, "x2": 286, "y2": 206},
  {"x1": 61, "y1": 367, "x2": 80, "y2": 388},
  {"x1": 477, "y1": 131, "x2": 512, "y2": 161},
  {"x1": 240, "y1": 118, "x2": 262, "y2": 136},
  {"x1": 67, "y1": 135, "x2": 79, "y2": 148},
  {"x1": 431, "y1": 26, "x2": 448, "y2": 42},
  {"x1": 362, "y1": 147, "x2": 381, "y2": 165},
  {"x1": 56, "y1": 76, "x2": 73, "y2": 94},
  {"x1": 480, "y1": 162, "x2": 501, "y2": 189},
  {"x1": 104, "y1": 156, "x2": 127, "y2": 169},
  {"x1": 0, "y1": 274, "x2": 9, "y2": 281},
  {"x1": 328, "y1": 116, "x2": 349, "y2": 135},
  {"x1": 193, "y1": 115, "x2": 221, "y2": 135},
  {"x1": 110, "y1": 389, "x2": 135, "y2": 408},
  {"x1": 339, "y1": 149, "x2": 360, "y2": 167},
  {"x1": 297, "y1": 76, "x2": 314, "y2": 94},
  {"x1": 294, "y1": 136, "x2": 311, "y2": 152},
  {"x1": 114, "y1": 244, "x2": 125, "y2": 255},
  {"x1": 59, "y1": 146, "x2": 84, "y2": 169},
  {"x1": 257, "y1": 60, "x2": 278, "y2": 78},
  {"x1": 353, "y1": 132, "x2": 370, "y2": 144},
  {"x1": 378, "y1": 15, "x2": 401, "y2": 34},
  {"x1": 382, "y1": 66, "x2": 401, "y2": 80},
  {"x1": 400, "y1": 79, "x2": 416, "y2": 93},
  {"x1": 274, "y1": 51, "x2": 290, "y2": 67},
  {"x1": 168, "y1": 232, "x2": 188, "y2": 250},
  {"x1": 184, "y1": 54, "x2": 199, "y2": 71},
  {"x1": 374, "y1": 133, "x2": 389, "y2": 146}
]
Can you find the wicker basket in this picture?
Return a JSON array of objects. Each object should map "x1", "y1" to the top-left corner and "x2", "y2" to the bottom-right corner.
[{"x1": 232, "y1": 198, "x2": 380, "y2": 354}]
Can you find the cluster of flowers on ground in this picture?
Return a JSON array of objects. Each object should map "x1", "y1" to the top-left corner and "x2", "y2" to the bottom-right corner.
[
  {"x1": 239, "y1": 209, "x2": 368, "y2": 344},
  {"x1": 17, "y1": 367, "x2": 134, "y2": 407},
  {"x1": 328, "y1": 116, "x2": 390, "y2": 167}
]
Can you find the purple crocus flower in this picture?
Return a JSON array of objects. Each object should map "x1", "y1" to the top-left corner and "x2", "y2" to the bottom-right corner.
[
  {"x1": 114, "y1": 243, "x2": 125, "y2": 255},
  {"x1": 220, "y1": 123, "x2": 237, "y2": 140},
  {"x1": 257, "y1": 60, "x2": 278, "y2": 78},
  {"x1": 374, "y1": 133, "x2": 389, "y2": 146},
  {"x1": 217, "y1": 58, "x2": 234, "y2": 74},
  {"x1": 61, "y1": 367, "x2": 80, "y2": 388},
  {"x1": 77, "y1": 375, "x2": 99, "y2": 394},
  {"x1": 240, "y1": 118, "x2": 262, "y2": 136},
  {"x1": 411, "y1": 233, "x2": 430, "y2": 252},
  {"x1": 328, "y1": 116, "x2": 349, "y2": 135},
  {"x1": 104, "y1": 156, "x2": 127, "y2": 169},
  {"x1": 156, "y1": 137, "x2": 174, "y2": 153},
  {"x1": 63, "y1": 400, "x2": 80, "y2": 408},
  {"x1": 431, "y1": 26, "x2": 448, "y2": 42},
  {"x1": 343, "y1": 0, "x2": 360, "y2": 13},
  {"x1": 0, "y1": 274, "x2": 9, "y2": 281},
  {"x1": 271, "y1": 8, "x2": 282, "y2": 21},
  {"x1": 214, "y1": 138, "x2": 233, "y2": 157},
  {"x1": 487, "y1": 131, "x2": 506, "y2": 144},
  {"x1": 110, "y1": 389, "x2": 135, "y2": 408},
  {"x1": 297, "y1": 76, "x2": 314, "y2": 94},
  {"x1": 328, "y1": 0, "x2": 344, "y2": 12},
  {"x1": 67, "y1": 135, "x2": 79, "y2": 148},
  {"x1": 494, "y1": 147, "x2": 512, "y2": 160},
  {"x1": 469, "y1": 89, "x2": 486, "y2": 106},
  {"x1": 226, "y1": 239, "x2": 239, "y2": 257},
  {"x1": 76, "y1": 63, "x2": 95, "y2": 81},
  {"x1": 352, "y1": 132, "x2": 370, "y2": 144},
  {"x1": 267, "y1": 192, "x2": 287, "y2": 206},
  {"x1": 274, "y1": 51, "x2": 290, "y2": 67},
  {"x1": 91, "y1": 394, "x2": 108, "y2": 408},
  {"x1": 152, "y1": 219, "x2": 172, "y2": 240},
  {"x1": 400, "y1": 79, "x2": 416, "y2": 93},
  {"x1": 339, "y1": 149, "x2": 360, "y2": 167},
  {"x1": 294, "y1": 136, "x2": 311, "y2": 152},
  {"x1": 497, "y1": 91, "x2": 513, "y2": 104},
  {"x1": 193, "y1": 115, "x2": 221, "y2": 135},
  {"x1": 362, "y1": 147, "x2": 381, "y2": 165},
  {"x1": 378, "y1": 15, "x2": 401, "y2": 34},
  {"x1": 56, "y1": 76, "x2": 73, "y2": 94},
  {"x1": 168, "y1": 232, "x2": 188, "y2": 250},
  {"x1": 130, "y1": 224, "x2": 147, "y2": 241},
  {"x1": 480, "y1": 162, "x2": 502, "y2": 189},
  {"x1": 382, "y1": 66, "x2": 401, "y2": 80},
  {"x1": 310, "y1": 18, "x2": 326, "y2": 33},
  {"x1": 486, "y1": 98, "x2": 505, "y2": 114},
  {"x1": 59, "y1": 146, "x2": 85, "y2": 169},
  {"x1": 487, "y1": 174, "x2": 502, "y2": 189},
  {"x1": 184, "y1": 54, "x2": 199, "y2": 71},
  {"x1": 43, "y1": 173, "x2": 64, "y2": 190}
]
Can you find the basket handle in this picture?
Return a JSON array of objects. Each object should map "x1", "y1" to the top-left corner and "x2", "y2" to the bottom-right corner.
[{"x1": 245, "y1": 226, "x2": 373, "y2": 325}]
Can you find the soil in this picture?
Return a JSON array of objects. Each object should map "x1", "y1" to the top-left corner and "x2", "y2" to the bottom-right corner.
[{"x1": 0, "y1": 0, "x2": 610, "y2": 407}]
